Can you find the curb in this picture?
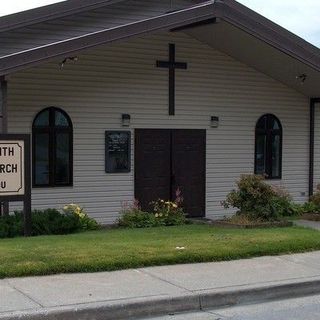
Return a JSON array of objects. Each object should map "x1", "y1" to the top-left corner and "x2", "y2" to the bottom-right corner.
[{"x1": 2, "y1": 279, "x2": 320, "y2": 320}]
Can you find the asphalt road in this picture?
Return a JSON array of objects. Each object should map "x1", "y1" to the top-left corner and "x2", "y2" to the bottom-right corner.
[{"x1": 145, "y1": 294, "x2": 320, "y2": 320}]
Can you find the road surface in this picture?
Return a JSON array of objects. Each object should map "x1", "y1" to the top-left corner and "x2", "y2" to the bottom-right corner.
[{"x1": 145, "y1": 294, "x2": 320, "y2": 319}]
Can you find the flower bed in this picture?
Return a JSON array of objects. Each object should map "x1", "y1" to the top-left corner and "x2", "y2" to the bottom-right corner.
[{"x1": 118, "y1": 189, "x2": 186, "y2": 228}]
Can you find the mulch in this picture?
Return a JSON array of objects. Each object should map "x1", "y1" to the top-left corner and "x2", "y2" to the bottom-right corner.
[
  {"x1": 211, "y1": 220, "x2": 293, "y2": 229},
  {"x1": 300, "y1": 213, "x2": 320, "y2": 221}
]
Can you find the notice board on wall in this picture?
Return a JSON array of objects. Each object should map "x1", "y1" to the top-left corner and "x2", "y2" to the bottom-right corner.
[{"x1": 105, "y1": 131, "x2": 131, "y2": 173}]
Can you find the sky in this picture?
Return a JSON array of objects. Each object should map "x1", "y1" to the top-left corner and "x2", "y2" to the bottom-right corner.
[{"x1": 0, "y1": 0, "x2": 319, "y2": 47}]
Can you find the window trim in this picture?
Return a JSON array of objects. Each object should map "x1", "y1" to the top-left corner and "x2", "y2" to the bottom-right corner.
[
  {"x1": 32, "y1": 107, "x2": 73, "y2": 188},
  {"x1": 254, "y1": 113, "x2": 283, "y2": 180}
]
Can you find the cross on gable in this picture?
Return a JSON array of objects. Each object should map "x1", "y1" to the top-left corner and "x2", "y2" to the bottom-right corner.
[{"x1": 156, "y1": 44, "x2": 188, "y2": 116}]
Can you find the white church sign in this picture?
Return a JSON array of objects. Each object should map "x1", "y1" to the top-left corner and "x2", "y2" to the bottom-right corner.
[
  {"x1": 0, "y1": 141, "x2": 25, "y2": 195},
  {"x1": 0, "y1": 134, "x2": 31, "y2": 236}
]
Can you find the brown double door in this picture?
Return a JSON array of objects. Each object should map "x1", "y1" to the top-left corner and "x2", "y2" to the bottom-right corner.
[{"x1": 135, "y1": 129, "x2": 206, "y2": 218}]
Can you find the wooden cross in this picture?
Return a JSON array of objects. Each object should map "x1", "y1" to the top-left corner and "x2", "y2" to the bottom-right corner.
[{"x1": 156, "y1": 44, "x2": 188, "y2": 116}]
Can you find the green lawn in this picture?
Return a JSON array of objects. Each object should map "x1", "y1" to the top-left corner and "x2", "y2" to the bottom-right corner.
[{"x1": 1, "y1": 225, "x2": 320, "y2": 278}]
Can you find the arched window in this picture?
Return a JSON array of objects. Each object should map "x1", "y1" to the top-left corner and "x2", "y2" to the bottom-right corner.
[
  {"x1": 255, "y1": 114, "x2": 282, "y2": 179},
  {"x1": 33, "y1": 107, "x2": 73, "y2": 187}
]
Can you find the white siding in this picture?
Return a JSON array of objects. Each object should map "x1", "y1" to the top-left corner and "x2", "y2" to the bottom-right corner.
[
  {"x1": 7, "y1": 32, "x2": 309, "y2": 224},
  {"x1": 0, "y1": 0, "x2": 199, "y2": 57},
  {"x1": 314, "y1": 103, "x2": 320, "y2": 190}
]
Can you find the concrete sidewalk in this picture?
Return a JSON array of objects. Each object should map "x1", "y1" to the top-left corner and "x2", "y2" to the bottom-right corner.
[{"x1": 2, "y1": 251, "x2": 320, "y2": 320}]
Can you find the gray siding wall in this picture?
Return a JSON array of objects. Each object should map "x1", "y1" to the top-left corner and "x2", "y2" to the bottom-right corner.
[
  {"x1": 0, "y1": 0, "x2": 199, "y2": 57},
  {"x1": 7, "y1": 32, "x2": 309, "y2": 224}
]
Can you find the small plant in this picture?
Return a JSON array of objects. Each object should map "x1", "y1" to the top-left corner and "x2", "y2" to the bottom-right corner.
[
  {"x1": 301, "y1": 202, "x2": 320, "y2": 214},
  {"x1": 151, "y1": 188, "x2": 186, "y2": 226},
  {"x1": 310, "y1": 185, "x2": 320, "y2": 209},
  {"x1": 269, "y1": 185, "x2": 297, "y2": 217},
  {"x1": 118, "y1": 200, "x2": 156, "y2": 228},
  {"x1": 290, "y1": 186, "x2": 320, "y2": 217},
  {"x1": 63, "y1": 204, "x2": 100, "y2": 230}
]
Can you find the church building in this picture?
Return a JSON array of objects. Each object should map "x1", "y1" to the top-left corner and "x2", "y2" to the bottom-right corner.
[{"x1": 0, "y1": 0, "x2": 320, "y2": 224}]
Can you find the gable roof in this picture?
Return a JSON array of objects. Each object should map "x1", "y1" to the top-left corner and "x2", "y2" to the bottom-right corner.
[
  {"x1": 0, "y1": 0, "x2": 319, "y2": 97},
  {"x1": 0, "y1": 0, "x2": 125, "y2": 33},
  {"x1": 0, "y1": 1, "x2": 217, "y2": 75}
]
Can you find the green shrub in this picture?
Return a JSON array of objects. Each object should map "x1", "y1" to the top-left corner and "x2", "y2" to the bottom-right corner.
[
  {"x1": 0, "y1": 214, "x2": 22, "y2": 238},
  {"x1": 222, "y1": 174, "x2": 296, "y2": 221},
  {"x1": 0, "y1": 205, "x2": 99, "y2": 239},
  {"x1": 29, "y1": 209, "x2": 82, "y2": 236}
]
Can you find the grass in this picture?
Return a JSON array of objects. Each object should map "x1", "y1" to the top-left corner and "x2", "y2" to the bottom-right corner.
[{"x1": 1, "y1": 224, "x2": 320, "y2": 278}]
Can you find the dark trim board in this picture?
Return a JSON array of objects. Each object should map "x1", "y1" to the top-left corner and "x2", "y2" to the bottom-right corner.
[
  {"x1": 0, "y1": 77, "x2": 8, "y2": 215},
  {"x1": 170, "y1": 17, "x2": 218, "y2": 32},
  {"x1": 309, "y1": 98, "x2": 320, "y2": 196},
  {"x1": 0, "y1": 77, "x2": 7, "y2": 133}
]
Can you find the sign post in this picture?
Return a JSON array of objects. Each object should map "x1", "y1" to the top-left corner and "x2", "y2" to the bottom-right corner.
[{"x1": 0, "y1": 134, "x2": 31, "y2": 236}]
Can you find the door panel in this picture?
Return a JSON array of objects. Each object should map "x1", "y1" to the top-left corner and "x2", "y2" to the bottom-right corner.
[
  {"x1": 172, "y1": 130, "x2": 206, "y2": 217},
  {"x1": 135, "y1": 129, "x2": 171, "y2": 211}
]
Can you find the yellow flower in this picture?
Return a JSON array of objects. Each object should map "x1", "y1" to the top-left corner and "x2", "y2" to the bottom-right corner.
[
  {"x1": 155, "y1": 213, "x2": 159, "y2": 218},
  {"x1": 63, "y1": 203, "x2": 87, "y2": 218},
  {"x1": 172, "y1": 204, "x2": 178, "y2": 208}
]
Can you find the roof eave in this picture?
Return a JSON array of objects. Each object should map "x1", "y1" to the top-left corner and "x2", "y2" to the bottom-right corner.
[
  {"x1": 0, "y1": 0, "x2": 126, "y2": 33},
  {"x1": 217, "y1": 0, "x2": 320, "y2": 73}
]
